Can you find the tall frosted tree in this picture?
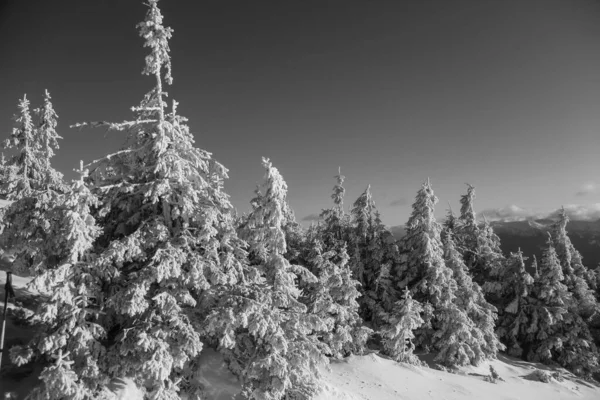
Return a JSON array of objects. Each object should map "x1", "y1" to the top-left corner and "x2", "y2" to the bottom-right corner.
[
  {"x1": 304, "y1": 237, "x2": 367, "y2": 358},
  {"x1": 68, "y1": 1, "x2": 247, "y2": 397},
  {"x1": 526, "y1": 235, "x2": 598, "y2": 376},
  {"x1": 454, "y1": 185, "x2": 505, "y2": 291},
  {"x1": 10, "y1": 162, "x2": 109, "y2": 399},
  {"x1": 319, "y1": 167, "x2": 350, "y2": 247},
  {"x1": 380, "y1": 288, "x2": 424, "y2": 365},
  {"x1": 455, "y1": 184, "x2": 479, "y2": 269},
  {"x1": 348, "y1": 185, "x2": 375, "y2": 288},
  {"x1": 398, "y1": 179, "x2": 490, "y2": 366},
  {"x1": 218, "y1": 158, "x2": 326, "y2": 400},
  {"x1": 1, "y1": 94, "x2": 38, "y2": 198},
  {"x1": 550, "y1": 208, "x2": 597, "y2": 315},
  {"x1": 35, "y1": 89, "x2": 66, "y2": 191},
  {"x1": 347, "y1": 185, "x2": 398, "y2": 326},
  {"x1": 0, "y1": 92, "x2": 66, "y2": 275},
  {"x1": 488, "y1": 250, "x2": 534, "y2": 357},
  {"x1": 443, "y1": 231, "x2": 503, "y2": 361}
]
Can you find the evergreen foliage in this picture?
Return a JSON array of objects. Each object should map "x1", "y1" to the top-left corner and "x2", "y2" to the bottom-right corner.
[
  {"x1": 380, "y1": 288, "x2": 424, "y2": 365},
  {"x1": 443, "y1": 231, "x2": 503, "y2": 360},
  {"x1": 347, "y1": 186, "x2": 398, "y2": 327},
  {"x1": 219, "y1": 157, "x2": 327, "y2": 399},
  {"x1": 1, "y1": 92, "x2": 65, "y2": 199},
  {"x1": 454, "y1": 185, "x2": 505, "y2": 292},
  {"x1": 525, "y1": 235, "x2": 599, "y2": 376},
  {"x1": 550, "y1": 208, "x2": 598, "y2": 315},
  {"x1": 63, "y1": 1, "x2": 247, "y2": 396},
  {"x1": 0, "y1": 91, "x2": 66, "y2": 275},
  {"x1": 304, "y1": 237, "x2": 367, "y2": 358},
  {"x1": 3, "y1": 0, "x2": 600, "y2": 392},
  {"x1": 399, "y1": 179, "x2": 495, "y2": 366},
  {"x1": 10, "y1": 162, "x2": 107, "y2": 399},
  {"x1": 490, "y1": 250, "x2": 535, "y2": 357}
]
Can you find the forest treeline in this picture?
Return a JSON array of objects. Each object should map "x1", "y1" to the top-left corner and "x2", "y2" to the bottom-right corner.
[{"x1": 1, "y1": 1, "x2": 599, "y2": 399}]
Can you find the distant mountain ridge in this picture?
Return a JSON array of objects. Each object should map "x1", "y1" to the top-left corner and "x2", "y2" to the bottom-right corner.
[{"x1": 389, "y1": 219, "x2": 600, "y2": 269}]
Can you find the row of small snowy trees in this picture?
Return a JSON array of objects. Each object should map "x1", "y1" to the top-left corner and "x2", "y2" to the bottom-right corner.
[{"x1": 1, "y1": 1, "x2": 599, "y2": 399}]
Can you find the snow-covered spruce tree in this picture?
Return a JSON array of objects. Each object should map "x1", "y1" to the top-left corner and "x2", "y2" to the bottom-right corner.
[
  {"x1": 35, "y1": 89, "x2": 67, "y2": 192},
  {"x1": 441, "y1": 204, "x2": 457, "y2": 243},
  {"x1": 300, "y1": 169, "x2": 370, "y2": 355},
  {"x1": 71, "y1": 1, "x2": 247, "y2": 397},
  {"x1": 454, "y1": 185, "x2": 505, "y2": 292},
  {"x1": 1, "y1": 94, "x2": 39, "y2": 198},
  {"x1": 1, "y1": 92, "x2": 66, "y2": 198},
  {"x1": 0, "y1": 93, "x2": 67, "y2": 275},
  {"x1": 526, "y1": 235, "x2": 599, "y2": 375},
  {"x1": 366, "y1": 210, "x2": 400, "y2": 326},
  {"x1": 487, "y1": 250, "x2": 534, "y2": 357},
  {"x1": 442, "y1": 231, "x2": 503, "y2": 360},
  {"x1": 347, "y1": 185, "x2": 398, "y2": 326},
  {"x1": 304, "y1": 237, "x2": 366, "y2": 358},
  {"x1": 475, "y1": 215, "x2": 506, "y2": 296},
  {"x1": 10, "y1": 162, "x2": 112, "y2": 399},
  {"x1": 216, "y1": 158, "x2": 327, "y2": 399},
  {"x1": 454, "y1": 184, "x2": 479, "y2": 270},
  {"x1": 348, "y1": 185, "x2": 375, "y2": 289},
  {"x1": 281, "y1": 205, "x2": 306, "y2": 266},
  {"x1": 318, "y1": 168, "x2": 351, "y2": 248},
  {"x1": 550, "y1": 208, "x2": 597, "y2": 314},
  {"x1": 380, "y1": 287, "x2": 424, "y2": 365},
  {"x1": 398, "y1": 179, "x2": 490, "y2": 366}
]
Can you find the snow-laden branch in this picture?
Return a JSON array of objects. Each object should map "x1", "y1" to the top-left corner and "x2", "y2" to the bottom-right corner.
[{"x1": 70, "y1": 119, "x2": 159, "y2": 131}]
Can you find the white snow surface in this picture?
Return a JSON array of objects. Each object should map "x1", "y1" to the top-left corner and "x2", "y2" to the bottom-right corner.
[
  {"x1": 2, "y1": 274, "x2": 600, "y2": 400},
  {"x1": 316, "y1": 353, "x2": 600, "y2": 400}
]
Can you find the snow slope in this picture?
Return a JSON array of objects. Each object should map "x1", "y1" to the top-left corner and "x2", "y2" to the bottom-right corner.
[
  {"x1": 2, "y1": 274, "x2": 600, "y2": 400},
  {"x1": 317, "y1": 353, "x2": 599, "y2": 400}
]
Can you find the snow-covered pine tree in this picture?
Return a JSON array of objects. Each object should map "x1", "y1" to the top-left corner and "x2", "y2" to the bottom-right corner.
[
  {"x1": 35, "y1": 89, "x2": 67, "y2": 192},
  {"x1": 10, "y1": 161, "x2": 110, "y2": 399},
  {"x1": 455, "y1": 184, "x2": 479, "y2": 269},
  {"x1": 475, "y1": 215, "x2": 506, "y2": 295},
  {"x1": 442, "y1": 230, "x2": 503, "y2": 361},
  {"x1": 398, "y1": 179, "x2": 487, "y2": 366},
  {"x1": 304, "y1": 237, "x2": 367, "y2": 358},
  {"x1": 366, "y1": 210, "x2": 399, "y2": 326},
  {"x1": 454, "y1": 185, "x2": 505, "y2": 292},
  {"x1": 281, "y1": 204, "x2": 306, "y2": 266},
  {"x1": 550, "y1": 207, "x2": 597, "y2": 315},
  {"x1": 1, "y1": 94, "x2": 38, "y2": 198},
  {"x1": 348, "y1": 185, "x2": 375, "y2": 288},
  {"x1": 70, "y1": 1, "x2": 247, "y2": 397},
  {"x1": 489, "y1": 250, "x2": 534, "y2": 357},
  {"x1": 346, "y1": 185, "x2": 398, "y2": 326},
  {"x1": 219, "y1": 157, "x2": 326, "y2": 399},
  {"x1": 319, "y1": 167, "x2": 350, "y2": 247},
  {"x1": 380, "y1": 287, "x2": 424, "y2": 365},
  {"x1": 0, "y1": 92, "x2": 67, "y2": 275},
  {"x1": 441, "y1": 203, "x2": 457, "y2": 243},
  {"x1": 526, "y1": 234, "x2": 599, "y2": 376}
]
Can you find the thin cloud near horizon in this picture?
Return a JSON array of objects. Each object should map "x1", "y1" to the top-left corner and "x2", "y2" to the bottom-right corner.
[
  {"x1": 575, "y1": 182, "x2": 598, "y2": 197},
  {"x1": 476, "y1": 204, "x2": 600, "y2": 223},
  {"x1": 389, "y1": 198, "x2": 408, "y2": 207}
]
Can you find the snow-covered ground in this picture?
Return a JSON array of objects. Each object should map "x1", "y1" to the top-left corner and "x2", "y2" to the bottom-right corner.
[
  {"x1": 2, "y1": 274, "x2": 599, "y2": 400},
  {"x1": 317, "y1": 353, "x2": 600, "y2": 400}
]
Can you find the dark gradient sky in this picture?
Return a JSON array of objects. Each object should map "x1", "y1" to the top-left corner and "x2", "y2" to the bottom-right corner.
[{"x1": 2, "y1": 0, "x2": 600, "y2": 226}]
